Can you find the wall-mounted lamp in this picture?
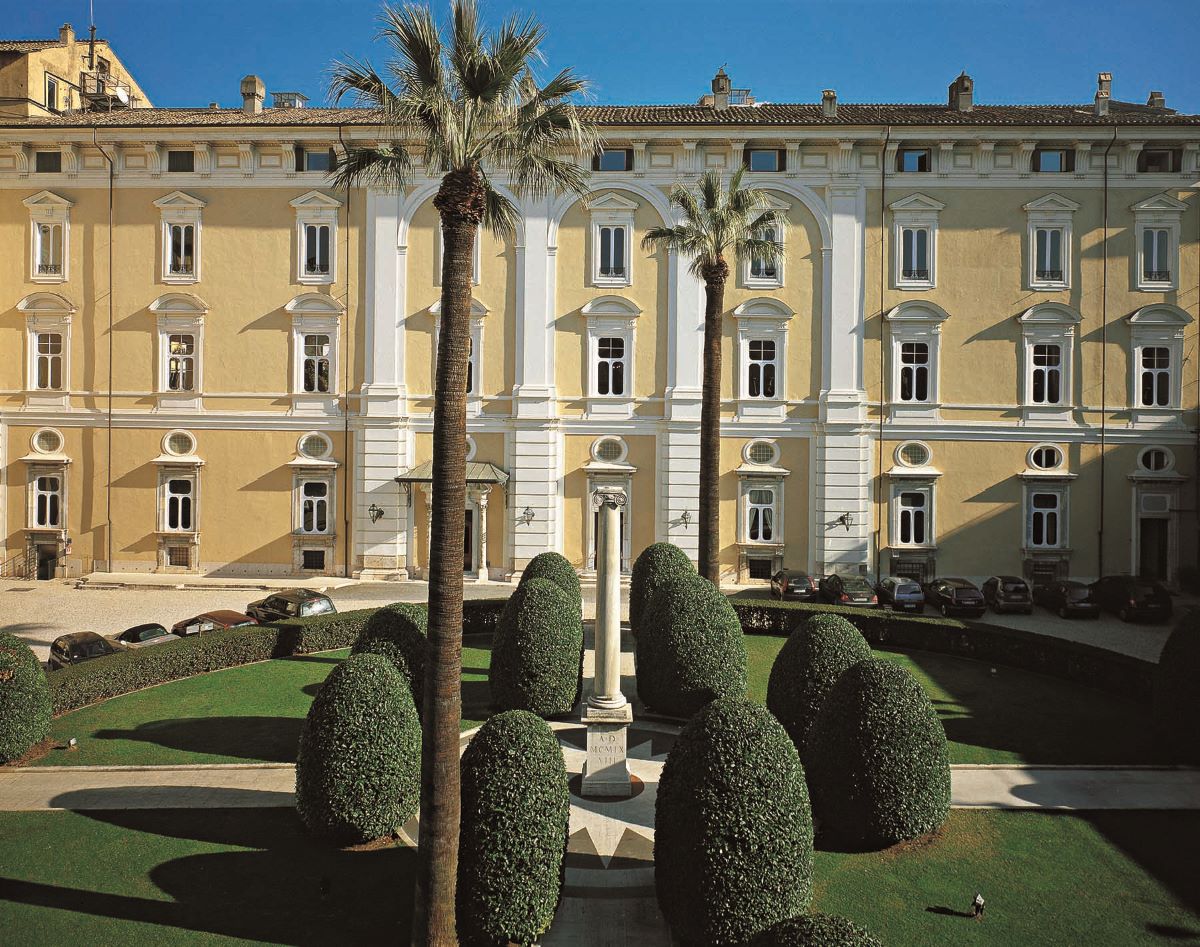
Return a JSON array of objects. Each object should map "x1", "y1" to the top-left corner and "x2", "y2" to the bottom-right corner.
[
  {"x1": 520, "y1": 506, "x2": 536, "y2": 526},
  {"x1": 679, "y1": 510, "x2": 692, "y2": 528},
  {"x1": 836, "y1": 512, "x2": 854, "y2": 532},
  {"x1": 368, "y1": 503, "x2": 386, "y2": 524}
]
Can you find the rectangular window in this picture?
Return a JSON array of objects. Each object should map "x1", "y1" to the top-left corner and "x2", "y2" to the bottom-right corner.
[
  {"x1": 596, "y1": 336, "x2": 626, "y2": 396},
  {"x1": 1032, "y1": 149, "x2": 1072, "y2": 173},
  {"x1": 749, "y1": 226, "x2": 778, "y2": 280},
  {"x1": 166, "y1": 478, "x2": 194, "y2": 532},
  {"x1": 1140, "y1": 347, "x2": 1171, "y2": 407},
  {"x1": 168, "y1": 223, "x2": 195, "y2": 276},
  {"x1": 898, "y1": 491, "x2": 927, "y2": 545},
  {"x1": 898, "y1": 341, "x2": 929, "y2": 402},
  {"x1": 301, "y1": 481, "x2": 330, "y2": 534},
  {"x1": 1029, "y1": 492, "x2": 1060, "y2": 548},
  {"x1": 35, "y1": 151, "x2": 62, "y2": 173},
  {"x1": 167, "y1": 334, "x2": 196, "y2": 391},
  {"x1": 901, "y1": 227, "x2": 929, "y2": 280},
  {"x1": 296, "y1": 147, "x2": 335, "y2": 173},
  {"x1": 465, "y1": 335, "x2": 475, "y2": 394},
  {"x1": 1034, "y1": 227, "x2": 1063, "y2": 281},
  {"x1": 45, "y1": 75, "x2": 60, "y2": 111},
  {"x1": 746, "y1": 149, "x2": 784, "y2": 172},
  {"x1": 593, "y1": 149, "x2": 633, "y2": 172},
  {"x1": 34, "y1": 475, "x2": 62, "y2": 527},
  {"x1": 302, "y1": 549, "x2": 327, "y2": 570},
  {"x1": 35, "y1": 332, "x2": 63, "y2": 390},
  {"x1": 35, "y1": 222, "x2": 63, "y2": 276},
  {"x1": 747, "y1": 488, "x2": 775, "y2": 542},
  {"x1": 167, "y1": 150, "x2": 195, "y2": 173},
  {"x1": 598, "y1": 225, "x2": 626, "y2": 278},
  {"x1": 896, "y1": 149, "x2": 931, "y2": 172},
  {"x1": 167, "y1": 546, "x2": 191, "y2": 568},
  {"x1": 1137, "y1": 149, "x2": 1180, "y2": 173},
  {"x1": 303, "y1": 334, "x2": 332, "y2": 393},
  {"x1": 1142, "y1": 229, "x2": 1171, "y2": 282},
  {"x1": 304, "y1": 223, "x2": 331, "y2": 276},
  {"x1": 1031, "y1": 343, "x2": 1062, "y2": 404},
  {"x1": 747, "y1": 339, "x2": 777, "y2": 399}
]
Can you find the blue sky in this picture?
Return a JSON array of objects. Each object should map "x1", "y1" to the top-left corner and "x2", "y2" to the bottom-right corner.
[{"x1": 11, "y1": 1, "x2": 1200, "y2": 113}]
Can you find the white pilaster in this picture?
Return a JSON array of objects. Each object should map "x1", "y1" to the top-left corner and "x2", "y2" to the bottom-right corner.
[
  {"x1": 514, "y1": 196, "x2": 556, "y2": 418},
  {"x1": 664, "y1": 249, "x2": 705, "y2": 420},
  {"x1": 507, "y1": 422, "x2": 562, "y2": 574},
  {"x1": 657, "y1": 425, "x2": 700, "y2": 563}
]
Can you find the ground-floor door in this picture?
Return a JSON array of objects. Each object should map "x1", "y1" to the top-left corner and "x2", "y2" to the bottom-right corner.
[
  {"x1": 463, "y1": 509, "x2": 474, "y2": 574},
  {"x1": 1139, "y1": 517, "x2": 1169, "y2": 580},
  {"x1": 36, "y1": 544, "x2": 56, "y2": 581}
]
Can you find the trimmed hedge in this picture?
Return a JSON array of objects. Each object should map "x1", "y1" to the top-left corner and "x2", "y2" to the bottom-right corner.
[
  {"x1": 0, "y1": 633, "x2": 52, "y2": 763},
  {"x1": 518, "y1": 552, "x2": 581, "y2": 612},
  {"x1": 656, "y1": 697, "x2": 813, "y2": 946},
  {"x1": 351, "y1": 602, "x2": 427, "y2": 714},
  {"x1": 637, "y1": 572, "x2": 746, "y2": 717},
  {"x1": 489, "y1": 578, "x2": 584, "y2": 717},
  {"x1": 807, "y1": 658, "x2": 951, "y2": 848},
  {"x1": 766, "y1": 613, "x2": 871, "y2": 756},
  {"x1": 1154, "y1": 610, "x2": 1200, "y2": 764},
  {"x1": 295, "y1": 652, "x2": 421, "y2": 845},
  {"x1": 751, "y1": 913, "x2": 884, "y2": 947},
  {"x1": 458, "y1": 710, "x2": 569, "y2": 947},
  {"x1": 630, "y1": 542, "x2": 694, "y2": 635}
]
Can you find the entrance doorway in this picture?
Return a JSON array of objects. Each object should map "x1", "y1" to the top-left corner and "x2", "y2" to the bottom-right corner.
[
  {"x1": 1139, "y1": 518, "x2": 1169, "y2": 580},
  {"x1": 463, "y1": 509, "x2": 474, "y2": 573},
  {"x1": 36, "y1": 544, "x2": 57, "y2": 581}
]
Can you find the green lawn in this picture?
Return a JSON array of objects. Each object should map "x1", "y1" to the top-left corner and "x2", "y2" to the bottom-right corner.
[
  {"x1": 745, "y1": 636, "x2": 1160, "y2": 765},
  {"x1": 0, "y1": 808, "x2": 1195, "y2": 946},
  {"x1": 38, "y1": 642, "x2": 494, "y2": 768}
]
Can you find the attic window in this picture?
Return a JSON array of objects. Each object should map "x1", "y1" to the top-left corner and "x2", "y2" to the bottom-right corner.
[
  {"x1": 296, "y1": 147, "x2": 335, "y2": 173},
  {"x1": 35, "y1": 151, "x2": 62, "y2": 174},
  {"x1": 593, "y1": 149, "x2": 632, "y2": 172},
  {"x1": 1032, "y1": 149, "x2": 1074, "y2": 173},
  {"x1": 1137, "y1": 149, "x2": 1180, "y2": 173},
  {"x1": 167, "y1": 150, "x2": 195, "y2": 173},
  {"x1": 896, "y1": 149, "x2": 930, "y2": 173},
  {"x1": 746, "y1": 149, "x2": 784, "y2": 172}
]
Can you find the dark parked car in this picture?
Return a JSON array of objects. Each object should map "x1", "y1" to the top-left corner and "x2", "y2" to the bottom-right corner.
[
  {"x1": 47, "y1": 632, "x2": 120, "y2": 671},
  {"x1": 982, "y1": 575, "x2": 1033, "y2": 615},
  {"x1": 818, "y1": 573, "x2": 878, "y2": 608},
  {"x1": 246, "y1": 589, "x2": 336, "y2": 623},
  {"x1": 769, "y1": 569, "x2": 819, "y2": 601},
  {"x1": 1090, "y1": 576, "x2": 1173, "y2": 623},
  {"x1": 1033, "y1": 580, "x2": 1100, "y2": 619},
  {"x1": 113, "y1": 623, "x2": 180, "y2": 648},
  {"x1": 876, "y1": 576, "x2": 925, "y2": 612},
  {"x1": 171, "y1": 610, "x2": 259, "y2": 637},
  {"x1": 923, "y1": 577, "x2": 986, "y2": 618}
]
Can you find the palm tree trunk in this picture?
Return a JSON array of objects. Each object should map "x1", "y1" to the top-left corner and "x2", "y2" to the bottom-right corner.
[
  {"x1": 414, "y1": 168, "x2": 484, "y2": 947},
  {"x1": 698, "y1": 263, "x2": 727, "y2": 584}
]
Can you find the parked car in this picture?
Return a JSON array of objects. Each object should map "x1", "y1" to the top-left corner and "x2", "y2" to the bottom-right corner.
[
  {"x1": 1033, "y1": 580, "x2": 1100, "y2": 619},
  {"x1": 769, "y1": 569, "x2": 819, "y2": 602},
  {"x1": 923, "y1": 577, "x2": 986, "y2": 618},
  {"x1": 246, "y1": 589, "x2": 337, "y2": 623},
  {"x1": 47, "y1": 632, "x2": 121, "y2": 671},
  {"x1": 818, "y1": 572, "x2": 878, "y2": 608},
  {"x1": 171, "y1": 610, "x2": 259, "y2": 637},
  {"x1": 981, "y1": 575, "x2": 1033, "y2": 615},
  {"x1": 876, "y1": 576, "x2": 925, "y2": 612},
  {"x1": 1089, "y1": 576, "x2": 1173, "y2": 623},
  {"x1": 112, "y1": 623, "x2": 180, "y2": 648}
]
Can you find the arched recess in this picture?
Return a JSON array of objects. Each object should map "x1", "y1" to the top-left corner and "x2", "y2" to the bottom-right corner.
[
  {"x1": 548, "y1": 181, "x2": 674, "y2": 249},
  {"x1": 746, "y1": 181, "x2": 833, "y2": 251},
  {"x1": 396, "y1": 178, "x2": 524, "y2": 248}
]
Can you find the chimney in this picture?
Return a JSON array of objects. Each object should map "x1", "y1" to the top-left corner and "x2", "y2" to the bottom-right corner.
[
  {"x1": 822, "y1": 89, "x2": 837, "y2": 118},
  {"x1": 241, "y1": 75, "x2": 265, "y2": 115},
  {"x1": 1147, "y1": 90, "x2": 1165, "y2": 109},
  {"x1": 711, "y1": 67, "x2": 731, "y2": 110},
  {"x1": 1094, "y1": 72, "x2": 1112, "y2": 116},
  {"x1": 948, "y1": 72, "x2": 973, "y2": 112},
  {"x1": 59, "y1": 23, "x2": 74, "y2": 44}
]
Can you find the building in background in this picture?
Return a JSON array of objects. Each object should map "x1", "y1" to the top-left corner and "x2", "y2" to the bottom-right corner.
[{"x1": 0, "y1": 37, "x2": 1196, "y2": 588}]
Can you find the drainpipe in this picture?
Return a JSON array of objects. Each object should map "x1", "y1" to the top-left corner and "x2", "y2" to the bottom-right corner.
[
  {"x1": 338, "y1": 126, "x2": 352, "y2": 578},
  {"x1": 874, "y1": 126, "x2": 890, "y2": 581},
  {"x1": 1098, "y1": 127, "x2": 1117, "y2": 579},
  {"x1": 94, "y1": 127, "x2": 115, "y2": 573}
]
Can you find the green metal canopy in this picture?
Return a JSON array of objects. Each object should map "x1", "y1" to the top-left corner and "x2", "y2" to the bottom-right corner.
[{"x1": 395, "y1": 461, "x2": 509, "y2": 486}]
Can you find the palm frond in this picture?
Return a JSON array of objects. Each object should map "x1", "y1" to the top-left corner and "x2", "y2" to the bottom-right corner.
[
  {"x1": 330, "y1": 140, "x2": 414, "y2": 192},
  {"x1": 479, "y1": 172, "x2": 520, "y2": 238}
]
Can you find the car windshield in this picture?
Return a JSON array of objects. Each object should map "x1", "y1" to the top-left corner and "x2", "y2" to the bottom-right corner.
[
  {"x1": 1001, "y1": 581, "x2": 1027, "y2": 593},
  {"x1": 895, "y1": 582, "x2": 921, "y2": 594},
  {"x1": 840, "y1": 577, "x2": 872, "y2": 592},
  {"x1": 137, "y1": 627, "x2": 167, "y2": 641},
  {"x1": 787, "y1": 576, "x2": 810, "y2": 586},
  {"x1": 73, "y1": 640, "x2": 110, "y2": 658},
  {"x1": 1068, "y1": 586, "x2": 1091, "y2": 601}
]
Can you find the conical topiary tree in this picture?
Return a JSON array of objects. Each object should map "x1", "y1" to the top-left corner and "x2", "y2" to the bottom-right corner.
[
  {"x1": 0, "y1": 632, "x2": 51, "y2": 763},
  {"x1": 351, "y1": 602, "x2": 427, "y2": 713},
  {"x1": 1154, "y1": 611, "x2": 1200, "y2": 764},
  {"x1": 806, "y1": 658, "x2": 951, "y2": 848},
  {"x1": 518, "y1": 551, "x2": 582, "y2": 615},
  {"x1": 489, "y1": 578, "x2": 584, "y2": 717},
  {"x1": 295, "y1": 652, "x2": 421, "y2": 845},
  {"x1": 629, "y1": 542, "x2": 694, "y2": 635},
  {"x1": 656, "y1": 697, "x2": 813, "y2": 946},
  {"x1": 766, "y1": 613, "x2": 871, "y2": 758}
]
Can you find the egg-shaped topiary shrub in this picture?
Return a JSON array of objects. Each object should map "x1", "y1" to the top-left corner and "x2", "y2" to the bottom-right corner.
[
  {"x1": 629, "y1": 542, "x2": 694, "y2": 635},
  {"x1": 489, "y1": 578, "x2": 584, "y2": 717},
  {"x1": 350, "y1": 602, "x2": 427, "y2": 714},
  {"x1": 655, "y1": 697, "x2": 814, "y2": 947},
  {"x1": 1154, "y1": 610, "x2": 1200, "y2": 764},
  {"x1": 0, "y1": 632, "x2": 51, "y2": 763},
  {"x1": 766, "y1": 613, "x2": 871, "y2": 757},
  {"x1": 806, "y1": 658, "x2": 951, "y2": 849},
  {"x1": 518, "y1": 551, "x2": 582, "y2": 614},
  {"x1": 751, "y1": 912, "x2": 884, "y2": 947},
  {"x1": 458, "y1": 710, "x2": 570, "y2": 947},
  {"x1": 635, "y1": 571, "x2": 746, "y2": 718},
  {"x1": 295, "y1": 652, "x2": 421, "y2": 845}
]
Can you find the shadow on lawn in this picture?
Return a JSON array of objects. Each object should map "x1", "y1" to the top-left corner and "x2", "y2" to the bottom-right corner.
[
  {"x1": 94, "y1": 716, "x2": 303, "y2": 763},
  {"x1": 1083, "y1": 812, "x2": 1200, "y2": 918}
]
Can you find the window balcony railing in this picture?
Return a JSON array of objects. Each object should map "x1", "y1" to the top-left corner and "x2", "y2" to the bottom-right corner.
[
  {"x1": 1036, "y1": 269, "x2": 1064, "y2": 281},
  {"x1": 902, "y1": 268, "x2": 930, "y2": 280},
  {"x1": 1144, "y1": 270, "x2": 1171, "y2": 282},
  {"x1": 37, "y1": 263, "x2": 62, "y2": 275},
  {"x1": 304, "y1": 263, "x2": 331, "y2": 275}
]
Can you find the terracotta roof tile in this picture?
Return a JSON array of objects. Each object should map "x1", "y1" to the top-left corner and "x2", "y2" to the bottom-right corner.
[{"x1": 0, "y1": 40, "x2": 63, "y2": 52}]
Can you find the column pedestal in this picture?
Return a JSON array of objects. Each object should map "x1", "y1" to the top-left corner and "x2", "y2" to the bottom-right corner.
[{"x1": 581, "y1": 702, "x2": 633, "y2": 797}]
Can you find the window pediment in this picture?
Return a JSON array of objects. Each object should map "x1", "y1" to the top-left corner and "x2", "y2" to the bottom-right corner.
[
  {"x1": 289, "y1": 190, "x2": 342, "y2": 211},
  {"x1": 23, "y1": 189, "x2": 73, "y2": 212},
  {"x1": 733, "y1": 297, "x2": 794, "y2": 322},
  {"x1": 586, "y1": 191, "x2": 639, "y2": 213},
  {"x1": 18, "y1": 292, "x2": 75, "y2": 315},
  {"x1": 885, "y1": 301, "x2": 949, "y2": 324},
  {"x1": 1022, "y1": 193, "x2": 1079, "y2": 214},
  {"x1": 429, "y1": 297, "x2": 488, "y2": 321},
  {"x1": 153, "y1": 190, "x2": 206, "y2": 211},
  {"x1": 1128, "y1": 304, "x2": 1192, "y2": 327},
  {"x1": 889, "y1": 192, "x2": 945, "y2": 213},
  {"x1": 150, "y1": 292, "x2": 209, "y2": 315},
  {"x1": 582, "y1": 295, "x2": 641, "y2": 318},
  {"x1": 286, "y1": 293, "x2": 345, "y2": 315},
  {"x1": 1018, "y1": 303, "x2": 1080, "y2": 325},
  {"x1": 1130, "y1": 193, "x2": 1187, "y2": 215}
]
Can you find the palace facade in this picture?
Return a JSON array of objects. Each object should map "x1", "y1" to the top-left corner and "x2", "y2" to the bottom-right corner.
[{"x1": 1, "y1": 31, "x2": 1197, "y2": 588}]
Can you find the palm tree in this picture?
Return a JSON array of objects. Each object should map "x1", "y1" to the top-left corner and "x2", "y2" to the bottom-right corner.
[
  {"x1": 642, "y1": 169, "x2": 784, "y2": 583},
  {"x1": 330, "y1": 4, "x2": 597, "y2": 942}
]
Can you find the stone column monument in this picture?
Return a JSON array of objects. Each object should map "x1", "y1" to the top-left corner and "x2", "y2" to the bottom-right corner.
[{"x1": 581, "y1": 487, "x2": 633, "y2": 797}]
